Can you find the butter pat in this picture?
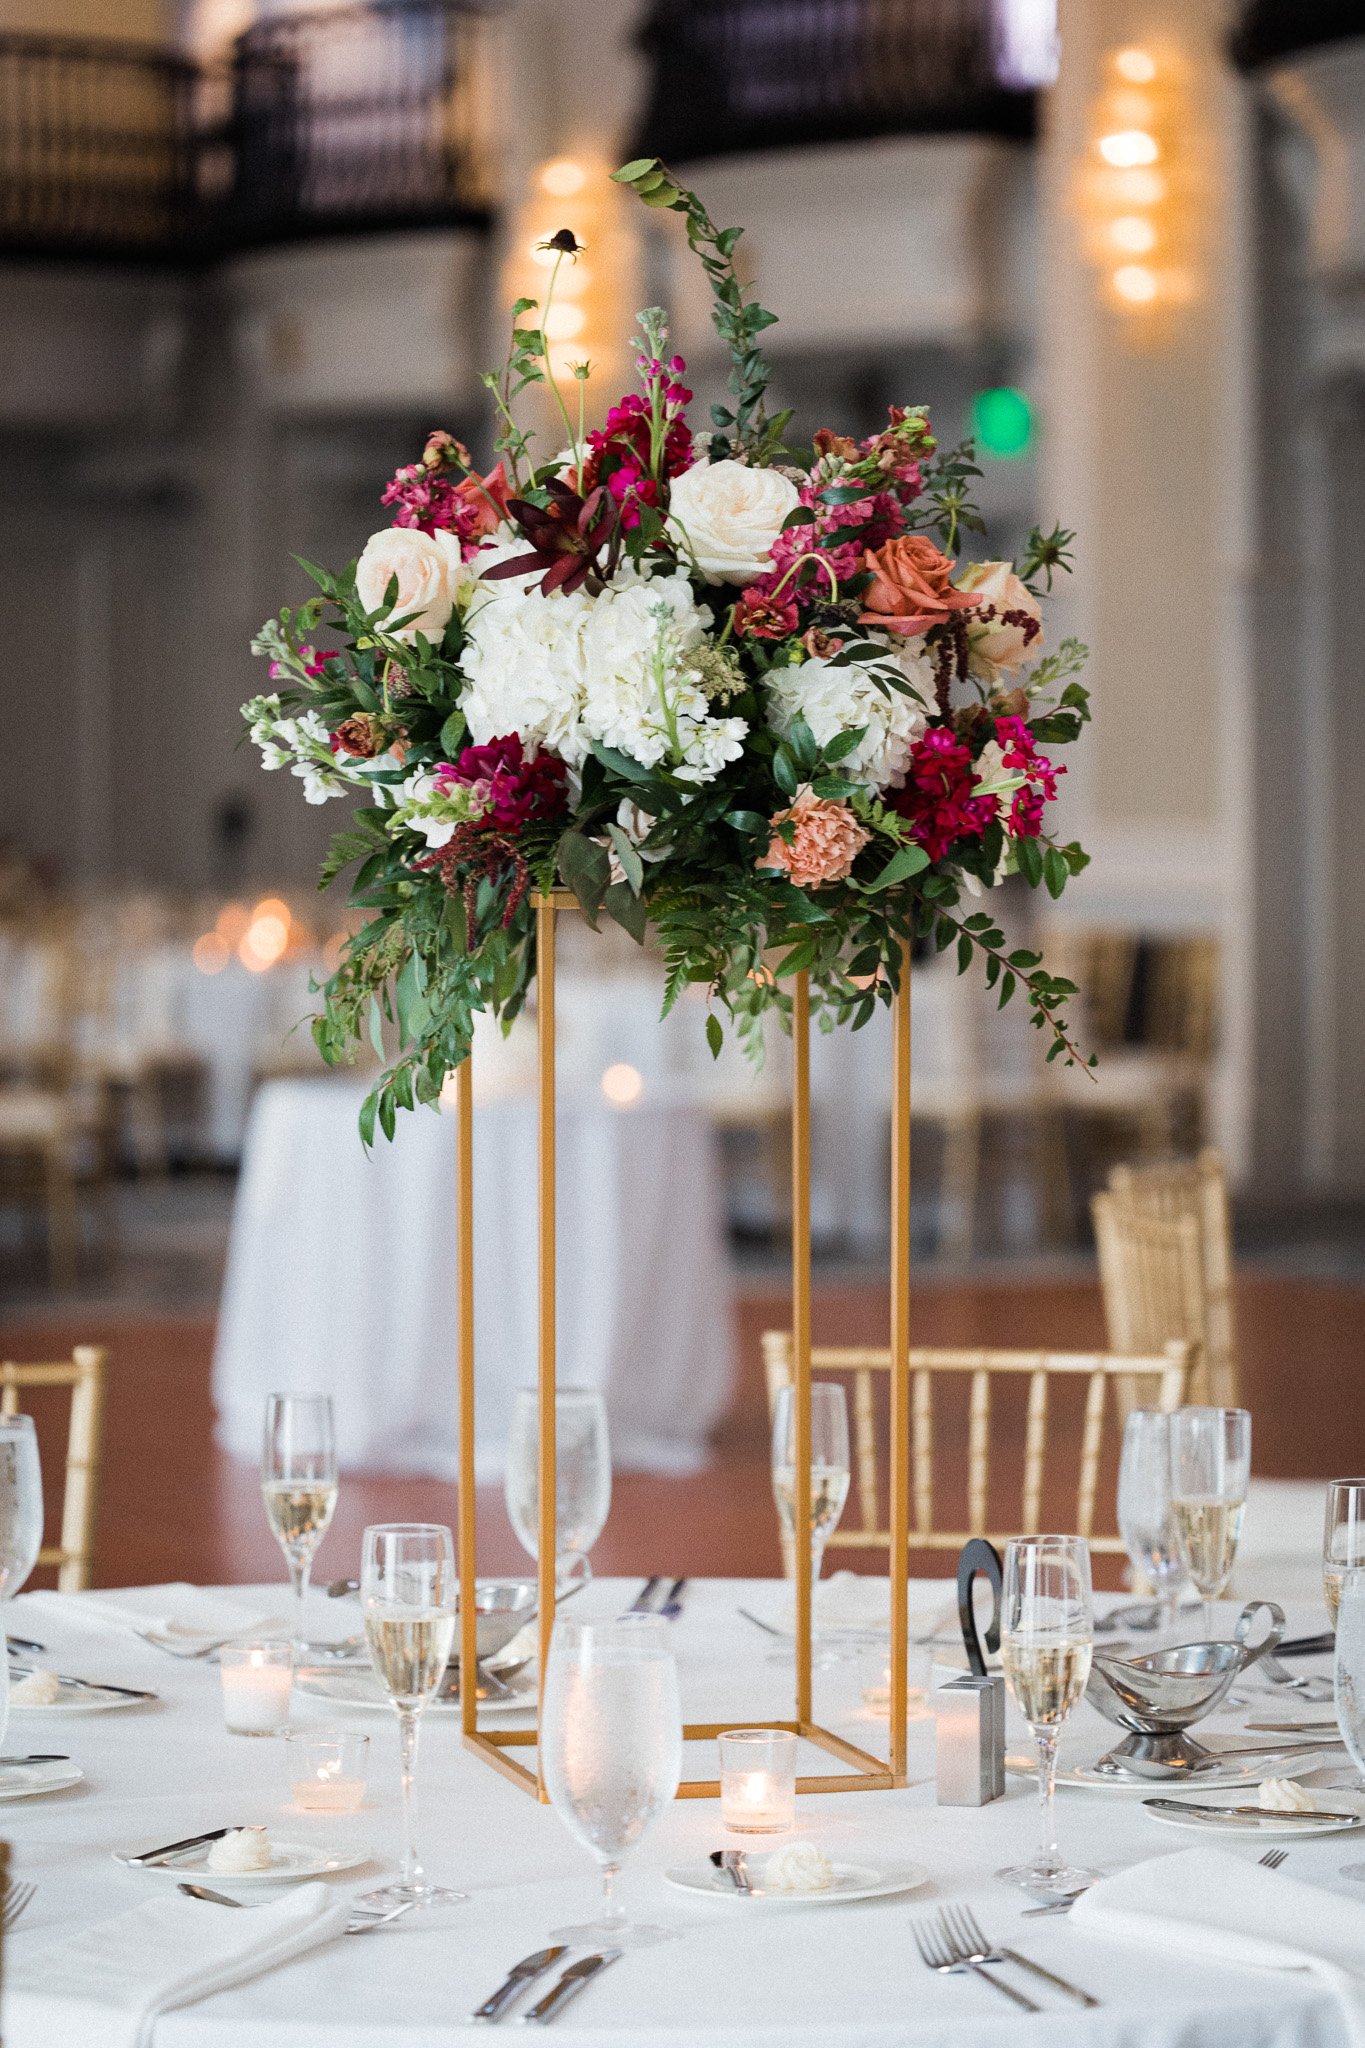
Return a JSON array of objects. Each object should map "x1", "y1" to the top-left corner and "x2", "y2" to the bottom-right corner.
[
  {"x1": 207, "y1": 1826, "x2": 272, "y2": 1873},
  {"x1": 1258, "y1": 1777, "x2": 1320, "y2": 1814},
  {"x1": 762, "y1": 1840, "x2": 833, "y2": 1893},
  {"x1": 10, "y1": 1669, "x2": 62, "y2": 1705}
]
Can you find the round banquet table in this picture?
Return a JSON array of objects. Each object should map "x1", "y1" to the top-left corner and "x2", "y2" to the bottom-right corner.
[
  {"x1": 3, "y1": 1579, "x2": 1359, "y2": 2047},
  {"x1": 212, "y1": 1078, "x2": 735, "y2": 1479}
]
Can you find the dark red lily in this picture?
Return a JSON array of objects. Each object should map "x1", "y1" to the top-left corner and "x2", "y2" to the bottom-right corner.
[{"x1": 483, "y1": 479, "x2": 617, "y2": 597}]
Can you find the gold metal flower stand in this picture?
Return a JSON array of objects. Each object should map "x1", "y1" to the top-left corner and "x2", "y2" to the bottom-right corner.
[{"x1": 456, "y1": 892, "x2": 912, "y2": 1799}]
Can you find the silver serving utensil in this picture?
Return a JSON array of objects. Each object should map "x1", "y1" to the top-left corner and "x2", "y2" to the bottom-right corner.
[
  {"x1": 1259, "y1": 1848, "x2": 1288, "y2": 1869},
  {"x1": 10, "y1": 1666, "x2": 157, "y2": 1703},
  {"x1": 128, "y1": 1826, "x2": 243, "y2": 1866},
  {"x1": 1143, "y1": 1797, "x2": 1360, "y2": 1824},
  {"x1": 912, "y1": 1914, "x2": 1039, "y2": 2012},
  {"x1": 470, "y1": 1944, "x2": 568, "y2": 2022},
  {"x1": 1244, "y1": 1720, "x2": 1339, "y2": 1733},
  {"x1": 624, "y1": 1577, "x2": 662, "y2": 1616},
  {"x1": 709, "y1": 1848, "x2": 752, "y2": 1894},
  {"x1": 1094, "y1": 1602, "x2": 1162, "y2": 1634},
  {"x1": 1256, "y1": 1653, "x2": 1335, "y2": 1703},
  {"x1": 522, "y1": 1950, "x2": 622, "y2": 2024},
  {"x1": 657, "y1": 1578, "x2": 688, "y2": 1621},
  {"x1": 945, "y1": 1905, "x2": 1100, "y2": 2009},
  {"x1": 179, "y1": 1882, "x2": 244, "y2": 1907},
  {"x1": 3, "y1": 1881, "x2": 36, "y2": 1931}
]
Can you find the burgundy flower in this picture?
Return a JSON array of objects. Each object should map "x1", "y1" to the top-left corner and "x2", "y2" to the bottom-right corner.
[
  {"x1": 993, "y1": 714, "x2": 1062, "y2": 838},
  {"x1": 888, "y1": 727, "x2": 996, "y2": 863},
  {"x1": 438, "y1": 734, "x2": 569, "y2": 831},
  {"x1": 733, "y1": 584, "x2": 799, "y2": 641},
  {"x1": 482, "y1": 479, "x2": 617, "y2": 597}
]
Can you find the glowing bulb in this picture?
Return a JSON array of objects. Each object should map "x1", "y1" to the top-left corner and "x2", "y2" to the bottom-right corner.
[
  {"x1": 543, "y1": 301, "x2": 586, "y2": 341},
  {"x1": 252, "y1": 896, "x2": 290, "y2": 924},
  {"x1": 1110, "y1": 167, "x2": 1165, "y2": 206},
  {"x1": 1109, "y1": 215, "x2": 1157, "y2": 254},
  {"x1": 601, "y1": 1063, "x2": 643, "y2": 1106},
  {"x1": 192, "y1": 932, "x2": 229, "y2": 975},
  {"x1": 239, "y1": 913, "x2": 289, "y2": 970},
  {"x1": 540, "y1": 157, "x2": 587, "y2": 199},
  {"x1": 1112, "y1": 264, "x2": 1159, "y2": 304},
  {"x1": 216, "y1": 900, "x2": 249, "y2": 945},
  {"x1": 1099, "y1": 129, "x2": 1158, "y2": 169},
  {"x1": 1115, "y1": 47, "x2": 1156, "y2": 83}
]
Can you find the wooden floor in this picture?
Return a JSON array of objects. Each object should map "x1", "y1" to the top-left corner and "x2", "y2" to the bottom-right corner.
[{"x1": 3, "y1": 1270, "x2": 1362, "y2": 1596}]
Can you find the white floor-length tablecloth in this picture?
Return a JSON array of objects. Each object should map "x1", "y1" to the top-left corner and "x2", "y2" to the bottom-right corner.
[
  {"x1": 4, "y1": 1580, "x2": 1359, "y2": 2047},
  {"x1": 212, "y1": 1079, "x2": 735, "y2": 1478}
]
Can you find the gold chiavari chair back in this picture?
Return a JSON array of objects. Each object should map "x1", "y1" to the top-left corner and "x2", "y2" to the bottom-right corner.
[
  {"x1": 761, "y1": 1331, "x2": 1190, "y2": 1560},
  {"x1": 0, "y1": 1345, "x2": 107, "y2": 1591},
  {"x1": 1095, "y1": 1150, "x2": 1237, "y2": 1407},
  {"x1": 1106, "y1": 1148, "x2": 1236, "y2": 1404}
]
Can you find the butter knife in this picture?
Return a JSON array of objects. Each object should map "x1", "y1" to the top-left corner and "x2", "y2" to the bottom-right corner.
[
  {"x1": 470, "y1": 1945, "x2": 567, "y2": 2023},
  {"x1": 127, "y1": 1826, "x2": 239, "y2": 1866},
  {"x1": 10, "y1": 1666, "x2": 157, "y2": 1702},
  {"x1": 1143, "y1": 1798, "x2": 1360, "y2": 1824},
  {"x1": 521, "y1": 1950, "x2": 622, "y2": 2024}
]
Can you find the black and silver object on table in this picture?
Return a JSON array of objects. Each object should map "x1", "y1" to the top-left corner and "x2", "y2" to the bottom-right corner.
[
  {"x1": 936, "y1": 1539, "x2": 1006, "y2": 1806},
  {"x1": 1085, "y1": 1599, "x2": 1292, "y2": 1779}
]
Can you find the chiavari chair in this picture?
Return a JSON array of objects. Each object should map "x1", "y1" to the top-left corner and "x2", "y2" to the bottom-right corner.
[{"x1": 0, "y1": 1345, "x2": 107, "y2": 1591}]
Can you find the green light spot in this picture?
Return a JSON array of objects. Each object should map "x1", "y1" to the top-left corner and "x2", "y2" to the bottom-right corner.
[{"x1": 972, "y1": 386, "x2": 1032, "y2": 459}]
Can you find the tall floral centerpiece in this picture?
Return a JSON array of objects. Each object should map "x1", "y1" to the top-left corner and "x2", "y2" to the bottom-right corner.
[{"x1": 245, "y1": 162, "x2": 1093, "y2": 1142}]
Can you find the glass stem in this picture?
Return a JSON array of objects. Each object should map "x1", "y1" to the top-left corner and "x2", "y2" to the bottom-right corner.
[
  {"x1": 398, "y1": 1707, "x2": 423, "y2": 1890},
  {"x1": 1202, "y1": 1597, "x2": 1215, "y2": 1640},
  {"x1": 287, "y1": 1549, "x2": 313, "y2": 1649},
  {"x1": 600, "y1": 1859, "x2": 624, "y2": 1930},
  {"x1": 1034, "y1": 1726, "x2": 1061, "y2": 1874}
]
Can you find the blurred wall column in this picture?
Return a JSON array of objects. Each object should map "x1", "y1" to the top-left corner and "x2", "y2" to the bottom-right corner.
[{"x1": 1038, "y1": 0, "x2": 1256, "y2": 1175}]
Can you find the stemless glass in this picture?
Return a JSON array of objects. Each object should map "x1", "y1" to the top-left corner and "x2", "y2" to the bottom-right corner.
[
  {"x1": 1117, "y1": 1409, "x2": 1186, "y2": 1639},
  {"x1": 997, "y1": 1534, "x2": 1098, "y2": 1901},
  {"x1": 770, "y1": 1383, "x2": 851, "y2": 1584},
  {"x1": 360, "y1": 1522, "x2": 463, "y2": 1911},
  {"x1": 541, "y1": 1615, "x2": 683, "y2": 1948},
  {"x1": 1324, "y1": 1481, "x2": 1365, "y2": 1628},
  {"x1": 504, "y1": 1387, "x2": 610, "y2": 1583},
  {"x1": 1169, "y1": 1407, "x2": 1252, "y2": 1636},
  {"x1": 261, "y1": 1393, "x2": 338, "y2": 1650}
]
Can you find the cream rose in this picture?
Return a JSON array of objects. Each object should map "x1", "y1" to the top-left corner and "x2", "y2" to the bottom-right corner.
[
  {"x1": 355, "y1": 526, "x2": 465, "y2": 643},
  {"x1": 956, "y1": 559, "x2": 1043, "y2": 677},
  {"x1": 666, "y1": 459, "x2": 800, "y2": 586}
]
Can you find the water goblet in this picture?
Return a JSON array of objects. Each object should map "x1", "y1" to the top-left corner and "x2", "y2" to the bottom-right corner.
[
  {"x1": 1117, "y1": 1409, "x2": 1187, "y2": 1640},
  {"x1": 504, "y1": 1386, "x2": 610, "y2": 1586},
  {"x1": 996, "y1": 1534, "x2": 1098, "y2": 1901},
  {"x1": 1334, "y1": 1571, "x2": 1365, "y2": 1881},
  {"x1": 1324, "y1": 1481, "x2": 1365, "y2": 1628},
  {"x1": 261, "y1": 1393, "x2": 338, "y2": 1652},
  {"x1": 0, "y1": 1414, "x2": 40, "y2": 1752},
  {"x1": 1169, "y1": 1407, "x2": 1251, "y2": 1636},
  {"x1": 541, "y1": 1615, "x2": 683, "y2": 1948}
]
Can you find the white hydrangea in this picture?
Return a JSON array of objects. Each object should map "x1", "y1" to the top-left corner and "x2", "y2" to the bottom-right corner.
[
  {"x1": 764, "y1": 638, "x2": 934, "y2": 790},
  {"x1": 580, "y1": 568, "x2": 744, "y2": 785},
  {"x1": 458, "y1": 544, "x2": 595, "y2": 767}
]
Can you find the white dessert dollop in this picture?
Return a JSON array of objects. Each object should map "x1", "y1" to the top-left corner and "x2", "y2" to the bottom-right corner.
[
  {"x1": 9, "y1": 1669, "x2": 62, "y2": 1705},
  {"x1": 207, "y1": 1826, "x2": 272, "y2": 1873},
  {"x1": 762, "y1": 1840, "x2": 834, "y2": 1893},
  {"x1": 1258, "y1": 1777, "x2": 1320, "y2": 1814}
]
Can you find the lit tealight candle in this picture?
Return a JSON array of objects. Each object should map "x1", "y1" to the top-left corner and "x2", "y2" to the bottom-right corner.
[
  {"x1": 219, "y1": 1644, "x2": 292, "y2": 1736},
  {"x1": 285, "y1": 1729, "x2": 369, "y2": 1811},
  {"x1": 718, "y1": 1730, "x2": 796, "y2": 1834}
]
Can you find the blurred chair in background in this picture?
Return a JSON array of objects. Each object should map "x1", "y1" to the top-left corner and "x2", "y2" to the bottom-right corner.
[
  {"x1": 0, "y1": 1345, "x2": 107, "y2": 1591},
  {"x1": 761, "y1": 1329, "x2": 1190, "y2": 1567},
  {"x1": 1094, "y1": 1149, "x2": 1238, "y2": 1407}
]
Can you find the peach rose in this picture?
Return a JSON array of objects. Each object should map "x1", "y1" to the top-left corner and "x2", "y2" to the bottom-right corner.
[
  {"x1": 758, "y1": 786, "x2": 870, "y2": 889},
  {"x1": 955, "y1": 558, "x2": 1043, "y2": 676},
  {"x1": 858, "y1": 535, "x2": 981, "y2": 638}
]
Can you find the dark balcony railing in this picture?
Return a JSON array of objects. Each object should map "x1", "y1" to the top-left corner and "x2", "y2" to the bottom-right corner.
[
  {"x1": 0, "y1": 0, "x2": 493, "y2": 263},
  {"x1": 631, "y1": 0, "x2": 1044, "y2": 166},
  {"x1": 1231, "y1": 0, "x2": 1365, "y2": 72}
]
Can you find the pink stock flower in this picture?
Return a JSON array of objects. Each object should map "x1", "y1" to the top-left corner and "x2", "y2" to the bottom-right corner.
[
  {"x1": 758, "y1": 787, "x2": 870, "y2": 889},
  {"x1": 381, "y1": 440, "x2": 512, "y2": 557},
  {"x1": 269, "y1": 643, "x2": 328, "y2": 683},
  {"x1": 437, "y1": 734, "x2": 569, "y2": 831},
  {"x1": 889, "y1": 728, "x2": 996, "y2": 862},
  {"x1": 993, "y1": 714, "x2": 1062, "y2": 838}
]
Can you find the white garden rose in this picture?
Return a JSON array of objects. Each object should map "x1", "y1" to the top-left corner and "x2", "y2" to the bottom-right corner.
[
  {"x1": 765, "y1": 639, "x2": 933, "y2": 790},
  {"x1": 355, "y1": 526, "x2": 466, "y2": 643},
  {"x1": 666, "y1": 458, "x2": 800, "y2": 585},
  {"x1": 955, "y1": 559, "x2": 1043, "y2": 677}
]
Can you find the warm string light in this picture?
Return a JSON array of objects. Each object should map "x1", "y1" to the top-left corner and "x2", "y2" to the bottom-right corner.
[
  {"x1": 1076, "y1": 43, "x2": 1198, "y2": 323},
  {"x1": 600, "y1": 1062, "x2": 643, "y2": 1107},
  {"x1": 192, "y1": 896, "x2": 315, "y2": 974},
  {"x1": 504, "y1": 156, "x2": 635, "y2": 426}
]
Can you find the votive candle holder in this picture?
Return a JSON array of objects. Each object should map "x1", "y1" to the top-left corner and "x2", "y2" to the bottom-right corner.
[
  {"x1": 718, "y1": 1729, "x2": 797, "y2": 1834},
  {"x1": 220, "y1": 1643, "x2": 293, "y2": 1736},
  {"x1": 285, "y1": 1728, "x2": 369, "y2": 1811}
]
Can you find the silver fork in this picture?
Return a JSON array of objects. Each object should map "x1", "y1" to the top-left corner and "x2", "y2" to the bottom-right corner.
[
  {"x1": 913, "y1": 1913, "x2": 1040, "y2": 2012},
  {"x1": 1259, "y1": 1848, "x2": 1288, "y2": 1871},
  {"x1": 945, "y1": 1904, "x2": 1100, "y2": 2008},
  {"x1": 1258, "y1": 1654, "x2": 1334, "y2": 1703},
  {"x1": 3, "y1": 1881, "x2": 35, "y2": 1931}
]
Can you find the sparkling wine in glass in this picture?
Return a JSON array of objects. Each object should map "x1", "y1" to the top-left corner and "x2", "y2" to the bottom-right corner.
[
  {"x1": 541, "y1": 1615, "x2": 683, "y2": 1948},
  {"x1": 360, "y1": 1522, "x2": 463, "y2": 1911},
  {"x1": 1117, "y1": 1409, "x2": 1186, "y2": 1639},
  {"x1": 770, "y1": 1383, "x2": 851, "y2": 1580},
  {"x1": 262, "y1": 1393, "x2": 338, "y2": 1650},
  {"x1": 997, "y1": 1534, "x2": 1098, "y2": 1902},
  {"x1": 1169, "y1": 1406, "x2": 1251, "y2": 1637},
  {"x1": 504, "y1": 1387, "x2": 610, "y2": 1584},
  {"x1": 1324, "y1": 1481, "x2": 1365, "y2": 1628}
]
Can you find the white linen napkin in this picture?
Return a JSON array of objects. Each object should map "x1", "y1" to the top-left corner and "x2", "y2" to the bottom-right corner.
[
  {"x1": 19, "y1": 1584, "x2": 288, "y2": 1654},
  {"x1": 2, "y1": 1882, "x2": 350, "y2": 2048},
  {"x1": 1070, "y1": 1845, "x2": 1365, "y2": 2044}
]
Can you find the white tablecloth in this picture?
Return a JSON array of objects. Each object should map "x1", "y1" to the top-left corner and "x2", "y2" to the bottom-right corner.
[
  {"x1": 2, "y1": 1580, "x2": 1357, "y2": 2047},
  {"x1": 211, "y1": 1079, "x2": 736, "y2": 1479}
]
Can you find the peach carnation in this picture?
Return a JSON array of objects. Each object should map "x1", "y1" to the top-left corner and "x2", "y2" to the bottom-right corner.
[
  {"x1": 859, "y1": 534, "x2": 981, "y2": 638},
  {"x1": 758, "y1": 787, "x2": 870, "y2": 888}
]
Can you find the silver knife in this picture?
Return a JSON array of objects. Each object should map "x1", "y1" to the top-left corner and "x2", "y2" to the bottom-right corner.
[
  {"x1": 521, "y1": 1950, "x2": 622, "y2": 2024},
  {"x1": 999, "y1": 1948, "x2": 1100, "y2": 2008},
  {"x1": 128, "y1": 1826, "x2": 240, "y2": 1866},
  {"x1": 623, "y1": 1577, "x2": 661, "y2": 1616},
  {"x1": 0, "y1": 1754, "x2": 69, "y2": 1765},
  {"x1": 470, "y1": 1945, "x2": 567, "y2": 2023},
  {"x1": 657, "y1": 1578, "x2": 688, "y2": 1620},
  {"x1": 10, "y1": 1666, "x2": 157, "y2": 1703},
  {"x1": 1143, "y1": 1798, "x2": 1359, "y2": 1824}
]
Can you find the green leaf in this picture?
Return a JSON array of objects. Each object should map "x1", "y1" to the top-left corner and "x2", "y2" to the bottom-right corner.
[
  {"x1": 378, "y1": 1089, "x2": 397, "y2": 1142},
  {"x1": 368, "y1": 996, "x2": 386, "y2": 1061},
  {"x1": 1043, "y1": 845, "x2": 1069, "y2": 899},
  {"x1": 772, "y1": 749, "x2": 799, "y2": 799},
  {"x1": 1016, "y1": 836, "x2": 1044, "y2": 887},
  {"x1": 822, "y1": 726, "x2": 866, "y2": 763},
  {"x1": 439, "y1": 710, "x2": 466, "y2": 757},
  {"x1": 358, "y1": 1091, "x2": 378, "y2": 1149},
  {"x1": 590, "y1": 740, "x2": 653, "y2": 783},
  {"x1": 725, "y1": 809, "x2": 770, "y2": 836},
  {"x1": 558, "y1": 828, "x2": 610, "y2": 925},
  {"x1": 605, "y1": 822, "x2": 644, "y2": 895},
  {"x1": 706, "y1": 1013, "x2": 724, "y2": 1060},
  {"x1": 866, "y1": 843, "x2": 931, "y2": 892},
  {"x1": 612, "y1": 157, "x2": 660, "y2": 184},
  {"x1": 957, "y1": 934, "x2": 973, "y2": 976},
  {"x1": 781, "y1": 506, "x2": 816, "y2": 529},
  {"x1": 603, "y1": 880, "x2": 648, "y2": 944}
]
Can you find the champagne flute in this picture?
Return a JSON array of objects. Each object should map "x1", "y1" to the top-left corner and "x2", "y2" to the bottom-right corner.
[
  {"x1": 1117, "y1": 1409, "x2": 1186, "y2": 1640},
  {"x1": 1169, "y1": 1407, "x2": 1251, "y2": 1637},
  {"x1": 1324, "y1": 1481, "x2": 1365, "y2": 1627},
  {"x1": 541, "y1": 1614, "x2": 682, "y2": 1948},
  {"x1": 997, "y1": 1534, "x2": 1098, "y2": 1901},
  {"x1": 770, "y1": 1383, "x2": 850, "y2": 1582},
  {"x1": 504, "y1": 1386, "x2": 610, "y2": 1583},
  {"x1": 360, "y1": 1522, "x2": 463, "y2": 1910},
  {"x1": 0, "y1": 1416, "x2": 43, "y2": 1750},
  {"x1": 261, "y1": 1393, "x2": 337, "y2": 1651}
]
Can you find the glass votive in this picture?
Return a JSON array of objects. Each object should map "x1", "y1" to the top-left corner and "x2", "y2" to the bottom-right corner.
[
  {"x1": 859, "y1": 1637, "x2": 934, "y2": 1719},
  {"x1": 220, "y1": 1643, "x2": 293, "y2": 1736},
  {"x1": 718, "y1": 1729, "x2": 797, "y2": 1834},
  {"x1": 285, "y1": 1728, "x2": 369, "y2": 1812}
]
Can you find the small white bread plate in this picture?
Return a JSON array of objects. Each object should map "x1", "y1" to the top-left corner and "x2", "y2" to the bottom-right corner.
[
  {"x1": 0, "y1": 1759, "x2": 84, "y2": 1800},
  {"x1": 114, "y1": 1838, "x2": 369, "y2": 1884},
  {"x1": 294, "y1": 1667, "x2": 535, "y2": 1717},
  {"x1": 1142, "y1": 1788, "x2": 1365, "y2": 1837},
  {"x1": 664, "y1": 1858, "x2": 929, "y2": 1905},
  {"x1": 11, "y1": 1682, "x2": 153, "y2": 1714},
  {"x1": 1009, "y1": 1747, "x2": 1326, "y2": 1793}
]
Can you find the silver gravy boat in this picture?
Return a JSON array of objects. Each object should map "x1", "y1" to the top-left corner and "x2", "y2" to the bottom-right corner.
[{"x1": 1085, "y1": 1599, "x2": 1287, "y2": 1778}]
